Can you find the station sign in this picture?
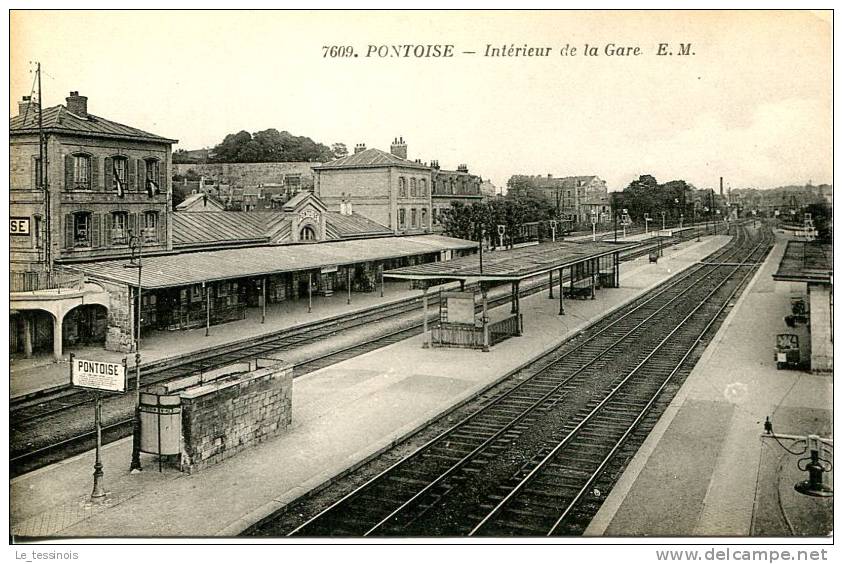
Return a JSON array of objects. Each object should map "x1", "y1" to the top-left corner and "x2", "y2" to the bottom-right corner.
[
  {"x1": 10, "y1": 216, "x2": 30, "y2": 236},
  {"x1": 321, "y1": 265, "x2": 338, "y2": 274},
  {"x1": 71, "y1": 356, "x2": 127, "y2": 393}
]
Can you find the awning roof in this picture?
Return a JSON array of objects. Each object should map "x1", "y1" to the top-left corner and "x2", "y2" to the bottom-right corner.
[
  {"x1": 384, "y1": 240, "x2": 636, "y2": 282},
  {"x1": 772, "y1": 241, "x2": 833, "y2": 284},
  {"x1": 73, "y1": 235, "x2": 477, "y2": 289}
]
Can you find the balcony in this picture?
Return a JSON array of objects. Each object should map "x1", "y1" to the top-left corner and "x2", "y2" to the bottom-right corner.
[{"x1": 11, "y1": 268, "x2": 85, "y2": 293}]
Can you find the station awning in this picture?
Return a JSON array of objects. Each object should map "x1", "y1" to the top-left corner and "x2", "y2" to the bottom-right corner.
[
  {"x1": 772, "y1": 241, "x2": 833, "y2": 284},
  {"x1": 71, "y1": 235, "x2": 477, "y2": 289},
  {"x1": 384, "y1": 240, "x2": 637, "y2": 283}
]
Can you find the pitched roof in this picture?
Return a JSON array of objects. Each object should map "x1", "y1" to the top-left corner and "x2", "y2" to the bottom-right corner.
[
  {"x1": 176, "y1": 193, "x2": 226, "y2": 211},
  {"x1": 172, "y1": 212, "x2": 279, "y2": 248},
  {"x1": 74, "y1": 235, "x2": 477, "y2": 289},
  {"x1": 325, "y1": 212, "x2": 392, "y2": 239},
  {"x1": 10, "y1": 104, "x2": 177, "y2": 143},
  {"x1": 773, "y1": 241, "x2": 833, "y2": 283},
  {"x1": 314, "y1": 148, "x2": 431, "y2": 170}
]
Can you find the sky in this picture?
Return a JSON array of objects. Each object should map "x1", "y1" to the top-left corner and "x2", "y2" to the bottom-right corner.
[{"x1": 10, "y1": 10, "x2": 832, "y2": 193}]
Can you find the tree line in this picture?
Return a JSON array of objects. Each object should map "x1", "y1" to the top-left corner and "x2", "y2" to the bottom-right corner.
[{"x1": 174, "y1": 129, "x2": 347, "y2": 164}]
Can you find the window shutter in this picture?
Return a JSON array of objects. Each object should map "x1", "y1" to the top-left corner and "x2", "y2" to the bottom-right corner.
[
  {"x1": 136, "y1": 159, "x2": 146, "y2": 192},
  {"x1": 92, "y1": 156, "x2": 100, "y2": 190},
  {"x1": 157, "y1": 212, "x2": 165, "y2": 243},
  {"x1": 128, "y1": 212, "x2": 137, "y2": 239},
  {"x1": 104, "y1": 157, "x2": 112, "y2": 192},
  {"x1": 159, "y1": 159, "x2": 167, "y2": 197},
  {"x1": 91, "y1": 213, "x2": 102, "y2": 247},
  {"x1": 105, "y1": 213, "x2": 113, "y2": 244},
  {"x1": 65, "y1": 154, "x2": 74, "y2": 191},
  {"x1": 128, "y1": 158, "x2": 136, "y2": 191},
  {"x1": 64, "y1": 214, "x2": 74, "y2": 248}
]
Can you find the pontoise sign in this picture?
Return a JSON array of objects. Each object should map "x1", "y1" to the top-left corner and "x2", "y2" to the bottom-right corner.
[{"x1": 71, "y1": 357, "x2": 127, "y2": 393}]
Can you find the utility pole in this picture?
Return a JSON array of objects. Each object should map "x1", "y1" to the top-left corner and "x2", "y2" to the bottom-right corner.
[
  {"x1": 35, "y1": 62, "x2": 51, "y2": 271},
  {"x1": 124, "y1": 232, "x2": 144, "y2": 472}
]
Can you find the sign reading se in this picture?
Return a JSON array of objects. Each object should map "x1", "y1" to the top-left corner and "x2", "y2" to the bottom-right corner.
[
  {"x1": 71, "y1": 357, "x2": 127, "y2": 393},
  {"x1": 10, "y1": 217, "x2": 30, "y2": 236}
]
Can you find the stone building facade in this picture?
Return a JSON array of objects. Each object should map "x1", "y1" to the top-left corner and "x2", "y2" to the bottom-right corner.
[
  {"x1": 313, "y1": 138, "x2": 433, "y2": 235},
  {"x1": 430, "y1": 162, "x2": 483, "y2": 231},
  {"x1": 10, "y1": 91, "x2": 177, "y2": 358}
]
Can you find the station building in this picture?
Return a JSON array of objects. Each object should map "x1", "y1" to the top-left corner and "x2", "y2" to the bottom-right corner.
[
  {"x1": 10, "y1": 96, "x2": 477, "y2": 361},
  {"x1": 430, "y1": 161, "x2": 483, "y2": 231},
  {"x1": 772, "y1": 240, "x2": 833, "y2": 373}
]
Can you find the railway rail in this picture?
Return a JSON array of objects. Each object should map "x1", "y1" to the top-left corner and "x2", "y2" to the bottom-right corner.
[
  {"x1": 267, "y1": 222, "x2": 770, "y2": 536},
  {"x1": 10, "y1": 223, "x2": 716, "y2": 477}
]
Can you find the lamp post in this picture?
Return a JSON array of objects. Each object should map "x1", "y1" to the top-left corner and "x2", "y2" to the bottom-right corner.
[{"x1": 124, "y1": 230, "x2": 144, "y2": 473}]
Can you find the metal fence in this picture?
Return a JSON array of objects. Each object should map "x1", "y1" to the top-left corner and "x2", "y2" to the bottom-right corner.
[{"x1": 11, "y1": 268, "x2": 85, "y2": 293}]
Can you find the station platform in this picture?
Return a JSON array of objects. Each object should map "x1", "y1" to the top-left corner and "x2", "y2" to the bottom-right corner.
[
  {"x1": 585, "y1": 231, "x2": 833, "y2": 537},
  {"x1": 11, "y1": 234, "x2": 732, "y2": 538},
  {"x1": 10, "y1": 280, "x2": 428, "y2": 400}
]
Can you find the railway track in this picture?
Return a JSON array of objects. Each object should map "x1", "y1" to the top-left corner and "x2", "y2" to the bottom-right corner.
[
  {"x1": 267, "y1": 223, "x2": 770, "y2": 537},
  {"x1": 9, "y1": 225, "x2": 714, "y2": 477}
]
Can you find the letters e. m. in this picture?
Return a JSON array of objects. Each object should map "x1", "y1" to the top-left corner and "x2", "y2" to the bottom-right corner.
[{"x1": 657, "y1": 43, "x2": 693, "y2": 56}]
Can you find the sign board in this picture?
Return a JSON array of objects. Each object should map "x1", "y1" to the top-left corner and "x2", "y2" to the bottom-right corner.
[
  {"x1": 71, "y1": 357, "x2": 127, "y2": 393},
  {"x1": 321, "y1": 265, "x2": 338, "y2": 274},
  {"x1": 10, "y1": 216, "x2": 30, "y2": 236},
  {"x1": 441, "y1": 291, "x2": 475, "y2": 325}
]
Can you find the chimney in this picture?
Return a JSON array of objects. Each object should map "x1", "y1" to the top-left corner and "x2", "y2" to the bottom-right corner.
[
  {"x1": 66, "y1": 91, "x2": 88, "y2": 117},
  {"x1": 354, "y1": 143, "x2": 366, "y2": 154},
  {"x1": 18, "y1": 95, "x2": 32, "y2": 117},
  {"x1": 431, "y1": 159, "x2": 440, "y2": 170},
  {"x1": 390, "y1": 136, "x2": 408, "y2": 160},
  {"x1": 720, "y1": 177, "x2": 723, "y2": 197},
  {"x1": 458, "y1": 164, "x2": 469, "y2": 173}
]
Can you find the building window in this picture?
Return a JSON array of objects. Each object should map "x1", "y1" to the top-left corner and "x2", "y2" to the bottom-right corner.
[
  {"x1": 145, "y1": 159, "x2": 160, "y2": 194},
  {"x1": 420, "y1": 179, "x2": 427, "y2": 197},
  {"x1": 398, "y1": 208, "x2": 406, "y2": 229},
  {"x1": 111, "y1": 211, "x2": 128, "y2": 244},
  {"x1": 449, "y1": 178, "x2": 456, "y2": 195},
  {"x1": 432, "y1": 208, "x2": 439, "y2": 225},
  {"x1": 73, "y1": 154, "x2": 91, "y2": 190},
  {"x1": 34, "y1": 157, "x2": 43, "y2": 189},
  {"x1": 399, "y1": 177, "x2": 406, "y2": 198},
  {"x1": 73, "y1": 212, "x2": 92, "y2": 247},
  {"x1": 33, "y1": 215, "x2": 42, "y2": 249},
  {"x1": 421, "y1": 208, "x2": 428, "y2": 228},
  {"x1": 112, "y1": 157, "x2": 128, "y2": 192},
  {"x1": 300, "y1": 225, "x2": 317, "y2": 241},
  {"x1": 411, "y1": 208, "x2": 418, "y2": 228},
  {"x1": 142, "y1": 211, "x2": 158, "y2": 242},
  {"x1": 410, "y1": 178, "x2": 417, "y2": 197}
]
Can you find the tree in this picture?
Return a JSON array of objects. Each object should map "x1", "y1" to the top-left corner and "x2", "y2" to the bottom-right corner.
[
  {"x1": 805, "y1": 202, "x2": 832, "y2": 242},
  {"x1": 331, "y1": 143, "x2": 348, "y2": 159},
  {"x1": 209, "y1": 129, "x2": 334, "y2": 163}
]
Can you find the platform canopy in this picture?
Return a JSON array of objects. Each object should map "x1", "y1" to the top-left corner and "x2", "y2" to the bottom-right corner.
[
  {"x1": 70, "y1": 235, "x2": 476, "y2": 289},
  {"x1": 384, "y1": 240, "x2": 637, "y2": 283},
  {"x1": 773, "y1": 241, "x2": 833, "y2": 284}
]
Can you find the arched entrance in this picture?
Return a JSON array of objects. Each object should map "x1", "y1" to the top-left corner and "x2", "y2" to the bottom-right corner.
[
  {"x1": 62, "y1": 304, "x2": 108, "y2": 348},
  {"x1": 9, "y1": 309, "x2": 55, "y2": 358}
]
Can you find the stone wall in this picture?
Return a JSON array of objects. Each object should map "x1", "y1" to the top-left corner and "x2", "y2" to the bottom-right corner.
[
  {"x1": 179, "y1": 359, "x2": 293, "y2": 473},
  {"x1": 173, "y1": 162, "x2": 318, "y2": 188},
  {"x1": 809, "y1": 283, "x2": 833, "y2": 372},
  {"x1": 94, "y1": 277, "x2": 134, "y2": 352}
]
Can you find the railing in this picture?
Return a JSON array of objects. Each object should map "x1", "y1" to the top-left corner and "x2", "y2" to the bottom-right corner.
[
  {"x1": 489, "y1": 314, "x2": 521, "y2": 346},
  {"x1": 11, "y1": 268, "x2": 85, "y2": 293},
  {"x1": 431, "y1": 322, "x2": 485, "y2": 349}
]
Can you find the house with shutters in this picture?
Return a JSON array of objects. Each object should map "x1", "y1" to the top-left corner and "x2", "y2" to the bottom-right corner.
[{"x1": 10, "y1": 91, "x2": 176, "y2": 360}]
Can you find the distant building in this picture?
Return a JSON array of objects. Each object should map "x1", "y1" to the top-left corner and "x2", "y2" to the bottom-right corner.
[
  {"x1": 430, "y1": 162, "x2": 483, "y2": 231},
  {"x1": 511, "y1": 174, "x2": 609, "y2": 222},
  {"x1": 176, "y1": 192, "x2": 226, "y2": 212},
  {"x1": 480, "y1": 179, "x2": 499, "y2": 200},
  {"x1": 313, "y1": 137, "x2": 433, "y2": 235}
]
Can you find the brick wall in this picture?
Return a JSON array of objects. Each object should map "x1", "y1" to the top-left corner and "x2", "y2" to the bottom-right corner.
[
  {"x1": 179, "y1": 360, "x2": 293, "y2": 473},
  {"x1": 808, "y1": 283, "x2": 833, "y2": 372}
]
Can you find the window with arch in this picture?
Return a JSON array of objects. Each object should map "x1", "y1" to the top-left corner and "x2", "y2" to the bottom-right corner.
[
  {"x1": 300, "y1": 225, "x2": 317, "y2": 241},
  {"x1": 410, "y1": 178, "x2": 417, "y2": 197},
  {"x1": 111, "y1": 156, "x2": 128, "y2": 192},
  {"x1": 398, "y1": 177, "x2": 407, "y2": 198},
  {"x1": 421, "y1": 208, "x2": 428, "y2": 228},
  {"x1": 420, "y1": 179, "x2": 427, "y2": 197},
  {"x1": 142, "y1": 211, "x2": 158, "y2": 243},
  {"x1": 398, "y1": 208, "x2": 406, "y2": 229},
  {"x1": 72, "y1": 154, "x2": 91, "y2": 190},
  {"x1": 73, "y1": 211, "x2": 92, "y2": 247},
  {"x1": 411, "y1": 208, "x2": 418, "y2": 228}
]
